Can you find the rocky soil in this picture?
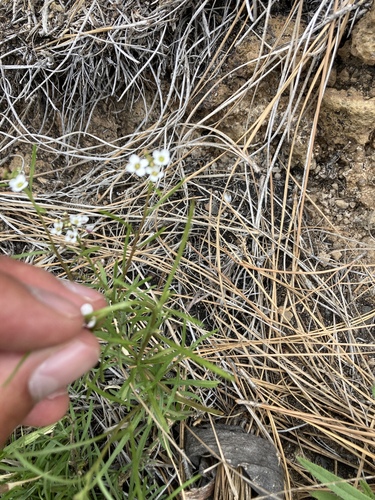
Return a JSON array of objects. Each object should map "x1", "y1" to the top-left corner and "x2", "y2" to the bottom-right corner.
[{"x1": 191, "y1": 2, "x2": 375, "y2": 259}]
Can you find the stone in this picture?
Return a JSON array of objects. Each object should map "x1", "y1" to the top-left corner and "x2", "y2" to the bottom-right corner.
[
  {"x1": 351, "y1": 2, "x2": 375, "y2": 65},
  {"x1": 321, "y1": 88, "x2": 375, "y2": 145},
  {"x1": 330, "y1": 250, "x2": 342, "y2": 261},
  {"x1": 335, "y1": 199, "x2": 350, "y2": 209}
]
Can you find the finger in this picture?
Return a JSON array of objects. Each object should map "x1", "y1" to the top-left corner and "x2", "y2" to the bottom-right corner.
[
  {"x1": 0, "y1": 331, "x2": 99, "y2": 448},
  {"x1": 21, "y1": 393, "x2": 70, "y2": 427},
  {"x1": 0, "y1": 271, "x2": 84, "y2": 351},
  {"x1": 0, "y1": 256, "x2": 106, "y2": 309},
  {"x1": 0, "y1": 258, "x2": 106, "y2": 351}
]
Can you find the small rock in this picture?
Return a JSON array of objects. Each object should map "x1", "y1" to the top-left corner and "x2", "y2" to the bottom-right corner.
[
  {"x1": 318, "y1": 253, "x2": 330, "y2": 265},
  {"x1": 338, "y1": 68, "x2": 350, "y2": 83},
  {"x1": 335, "y1": 199, "x2": 350, "y2": 209},
  {"x1": 330, "y1": 250, "x2": 342, "y2": 261},
  {"x1": 367, "y1": 211, "x2": 375, "y2": 225},
  {"x1": 278, "y1": 307, "x2": 293, "y2": 322},
  {"x1": 321, "y1": 88, "x2": 375, "y2": 145},
  {"x1": 350, "y1": 2, "x2": 375, "y2": 66},
  {"x1": 327, "y1": 67, "x2": 337, "y2": 86}
]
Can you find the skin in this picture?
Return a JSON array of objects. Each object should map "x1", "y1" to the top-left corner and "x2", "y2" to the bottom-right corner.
[{"x1": 0, "y1": 256, "x2": 107, "y2": 448}]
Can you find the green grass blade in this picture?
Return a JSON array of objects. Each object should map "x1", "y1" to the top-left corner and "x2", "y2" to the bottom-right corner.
[
  {"x1": 311, "y1": 492, "x2": 340, "y2": 499},
  {"x1": 298, "y1": 457, "x2": 371, "y2": 500}
]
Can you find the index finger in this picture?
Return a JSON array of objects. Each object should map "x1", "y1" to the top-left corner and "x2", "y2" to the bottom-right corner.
[
  {"x1": 0, "y1": 257, "x2": 106, "y2": 351},
  {"x1": 0, "y1": 257, "x2": 105, "y2": 308}
]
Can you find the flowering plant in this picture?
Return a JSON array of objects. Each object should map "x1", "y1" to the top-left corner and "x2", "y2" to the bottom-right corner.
[
  {"x1": 50, "y1": 213, "x2": 91, "y2": 244},
  {"x1": 5, "y1": 159, "x2": 91, "y2": 247},
  {"x1": 9, "y1": 173, "x2": 28, "y2": 192},
  {"x1": 125, "y1": 148, "x2": 170, "y2": 183},
  {"x1": 125, "y1": 154, "x2": 149, "y2": 177}
]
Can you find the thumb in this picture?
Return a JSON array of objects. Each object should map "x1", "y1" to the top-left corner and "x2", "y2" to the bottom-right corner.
[{"x1": 0, "y1": 332, "x2": 99, "y2": 448}]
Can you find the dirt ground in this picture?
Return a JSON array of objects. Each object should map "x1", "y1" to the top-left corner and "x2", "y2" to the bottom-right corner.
[{"x1": 5, "y1": 3, "x2": 374, "y2": 247}]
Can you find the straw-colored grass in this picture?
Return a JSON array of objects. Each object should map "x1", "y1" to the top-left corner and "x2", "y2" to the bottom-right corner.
[{"x1": 1, "y1": 0, "x2": 374, "y2": 498}]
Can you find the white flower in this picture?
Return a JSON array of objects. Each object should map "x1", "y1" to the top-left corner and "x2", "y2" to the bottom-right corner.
[
  {"x1": 50, "y1": 219, "x2": 64, "y2": 236},
  {"x1": 223, "y1": 192, "x2": 232, "y2": 203},
  {"x1": 65, "y1": 229, "x2": 78, "y2": 244},
  {"x1": 70, "y1": 214, "x2": 89, "y2": 227},
  {"x1": 85, "y1": 224, "x2": 95, "y2": 233},
  {"x1": 125, "y1": 154, "x2": 149, "y2": 177},
  {"x1": 146, "y1": 166, "x2": 164, "y2": 183},
  {"x1": 86, "y1": 316, "x2": 96, "y2": 329},
  {"x1": 9, "y1": 174, "x2": 28, "y2": 192},
  {"x1": 80, "y1": 303, "x2": 96, "y2": 329},
  {"x1": 152, "y1": 149, "x2": 170, "y2": 166},
  {"x1": 80, "y1": 303, "x2": 93, "y2": 316}
]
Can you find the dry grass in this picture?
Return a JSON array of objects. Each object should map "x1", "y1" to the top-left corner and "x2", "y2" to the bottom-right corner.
[{"x1": 1, "y1": 0, "x2": 374, "y2": 498}]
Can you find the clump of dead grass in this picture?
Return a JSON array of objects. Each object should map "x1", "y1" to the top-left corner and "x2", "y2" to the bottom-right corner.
[{"x1": 1, "y1": 0, "x2": 374, "y2": 498}]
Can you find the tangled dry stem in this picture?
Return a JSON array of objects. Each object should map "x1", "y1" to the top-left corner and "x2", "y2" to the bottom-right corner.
[{"x1": 1, "y1": 0, "x2": 374, "y2": 498}]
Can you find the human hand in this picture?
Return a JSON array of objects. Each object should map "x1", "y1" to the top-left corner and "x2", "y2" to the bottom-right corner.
[{"x1": 0, "y1": 256, "x2": 106, "y2": 448}]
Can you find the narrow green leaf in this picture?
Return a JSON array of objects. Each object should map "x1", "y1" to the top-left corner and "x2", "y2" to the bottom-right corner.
[
  {"x1": 360, "y1": 481, "x2": 375, "y2": 499},
  {"x1": 311, "y1": 491, "x2": 340, "y2": 500},
  {"x1": 164, "y1": 378, "x2": 219, "y2": 389},
  {"x1": 298, "y1": 457, "x2": 371, "y2": 500},
  {"x1": 29, "y1": 144, "x2": 38, "y2": 190},
  {"x1": 99, "y1": 210, "x2": 131, "y2": 225},
  {"x1": 12, "y1": 250, "x2": 50, "y2": 259},
  {"x1": 160, "y1": 201, "x2": 195, "y2": 305}
]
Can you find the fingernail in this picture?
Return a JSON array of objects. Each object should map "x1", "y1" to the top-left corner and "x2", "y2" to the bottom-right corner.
[
  {"x1": 60, "y1": 280, "x2": 101, "y2": 302},
  {"x1": 29, "y1": 286, "x2": 80, "y2": 318},
  {"x1": 28, "y1": 340, "x2": 99, "y2": 402}
]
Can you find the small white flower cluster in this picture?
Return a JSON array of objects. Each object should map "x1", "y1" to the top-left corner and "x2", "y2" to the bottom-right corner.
[
  {"x1": 125, "y1": 149, "x2": 170, "y2": 182},
  {"x1": 9, "y1": 173, "x2": 28, "y2": 192},
  {"x1": 50, "y1": 214, "x2": 90, "y2": 245},
  {"x1": 80, "y1": 303, "x2": 96, "y2": 329}
]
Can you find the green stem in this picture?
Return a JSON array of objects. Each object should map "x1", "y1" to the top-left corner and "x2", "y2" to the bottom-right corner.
[
  {"x1": 26, "y1": 189, "x2": 73, "y2": 279},
  {"x1": 1, "y1": 352, "x2": 31, "y2": 387}
]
